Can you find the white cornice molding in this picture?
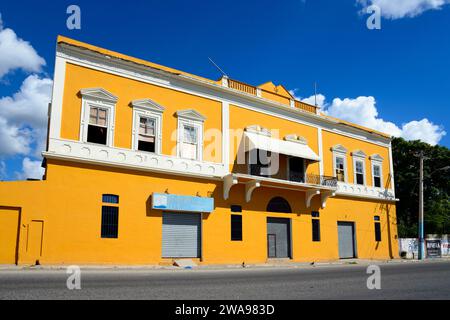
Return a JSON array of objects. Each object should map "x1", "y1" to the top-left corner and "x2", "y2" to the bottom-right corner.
[
  {"x1": 370, "y1": 153, "x2": 384, "y2": 161},
  {"x1": 131, "y1": 98, "x2": 165, "y2": 113},
  {"x1": 245, "y1": 125, "x2": 271, "y2": 136},
  {"x1": 176, "y1": 109, "x2": 206, "y2": 122},
  {"x1": 331, "y1": 144, "x2": 348, "y2": 154},
  {"x1": 284, "y1": 134, "x2": 307, "y2": 145},
  {"x1": 80, "y1": 87, "x2": 118, "y2": 103},
  {"x1": 351, "y1": 150, "x2": 367, "y2": 158}
]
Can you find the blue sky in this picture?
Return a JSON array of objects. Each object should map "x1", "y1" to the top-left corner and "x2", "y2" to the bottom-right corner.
[{"x1": 0, "y1": 0, "x2": 449, "y2": 180}]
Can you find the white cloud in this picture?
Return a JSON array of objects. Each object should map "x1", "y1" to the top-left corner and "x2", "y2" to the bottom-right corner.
[
  {"x1": 15, "y1": 157, "x2": 44, "y2": 180},
  {"x1": 0, "y1": 13, "x2": 46, "y2": 78},
  {"x1": 357, "y1": 0, "x2": 450, "y2": 19},
  {"x1": 293, "y1": 91, "x2": 446, "y2": 145},
  {"x1": 400, "y1": 119, "x2": 446, "y2": 145},
  {"x1": 0, "y1": 161, "x2": 6, "y2": 180},
  {"x1": 301, "y1": 94, "x2": 327, "y2": 109},
  {"x1": 0, "y1": 75, "x2": 52, "y2": 157}
]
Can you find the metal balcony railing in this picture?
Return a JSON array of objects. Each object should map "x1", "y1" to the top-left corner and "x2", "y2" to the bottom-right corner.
[
  {"x1": 248, "y1": 166, "x2": 338, "y2": 189},
  {"x1": 305, "y1": 174, "x2": 338, "y2": 188}
]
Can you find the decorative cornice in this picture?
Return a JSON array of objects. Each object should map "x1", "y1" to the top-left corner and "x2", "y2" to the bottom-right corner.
[
  {"x1": 331, "y1": 144, "x2": 348, "y2": 154},
  {"x1": 284, "y1": 134, "x2": 307, "y2": 145},
  {"x1": 351, "y1": 150, "x2": 367, "y2": 158},
  {"x1": 244, "y1": 125, "x2": 271, "y2": 136},
  {"x1": 80, "y1": 88, "x2": 118, "y2": 103},
  {"x1": 130, "y1": 99, "x2": 165, "y2": 113},
  {"x1": 176, "y1": 109, "x2": 206, "y2": 122},
  {"x1": 370, "y1": 154, "x2": 384, "y2": 161}
]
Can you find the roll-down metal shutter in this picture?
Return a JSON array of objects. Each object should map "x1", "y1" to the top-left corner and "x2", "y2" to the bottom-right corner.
[
  {"x1": 337, "y1": 222, "x2": 356, "y2": 259},
  {"x1": 162, "y1": 213, "x2": 201, "y2": 258}
]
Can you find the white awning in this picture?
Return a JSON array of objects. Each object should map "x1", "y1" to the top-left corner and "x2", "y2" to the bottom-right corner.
[{"x1": 244, "y1": 131, "x2": 320, "y2": 161}]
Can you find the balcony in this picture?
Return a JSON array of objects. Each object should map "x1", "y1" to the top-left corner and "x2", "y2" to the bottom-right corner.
[{"x1": 223, "y1": 171, "x2": 337, "y2": 209}]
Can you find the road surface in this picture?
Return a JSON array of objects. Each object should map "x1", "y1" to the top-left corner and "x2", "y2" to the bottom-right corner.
[{"x1": 0, "y1": 260, "x2": 449, "y2": 300}]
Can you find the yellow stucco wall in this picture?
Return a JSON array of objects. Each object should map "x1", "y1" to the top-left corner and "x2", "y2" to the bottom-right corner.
[
  {"x1": 322, "y1": 131, "x2": 392, "y2": 187},
  {"x1": 228, "y1": 105, "x2": 320, "y2": 176},
  {"x1": 0, "y1": 159, "x2": 398, "y2": 265},
  {"x1": 60, "y1": 63, "x2": 223, "y2": 163},
  {"x1": 0, "y1": 55, "x2": 399, "y2": 266}
]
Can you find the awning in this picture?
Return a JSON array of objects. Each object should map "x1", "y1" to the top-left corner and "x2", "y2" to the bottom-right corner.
[{"x1": 244, "y1": 131, "x2": 320, "y2": 161}]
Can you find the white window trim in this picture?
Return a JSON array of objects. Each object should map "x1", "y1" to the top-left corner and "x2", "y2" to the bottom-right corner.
[
  {"x1": 370, "y1": 154, "x2": 384, "y2": 189},
  {"x1": 79, "y1": 88, "x2": 117, "y2": 147},
  {"x1": 352, "y1": 150, "x2": 367, "y2": 186},
  {"x1": 331, "y1": 144, "x2": 348, "y2": 183},
  {"x1": 176, "y1": 109, "x2": 206, "y2": 161},
  {"x1": 131, "y1": 99, "x2": 164, "y2": 154}
]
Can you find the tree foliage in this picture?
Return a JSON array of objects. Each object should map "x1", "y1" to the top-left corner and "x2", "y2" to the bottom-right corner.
[{"x1": 392, "y1": 137, "x2": 450, "y2": 237}]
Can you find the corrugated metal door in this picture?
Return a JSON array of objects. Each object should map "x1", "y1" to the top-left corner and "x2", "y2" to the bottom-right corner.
[
  {"x1": 267, "y1": 218, "x2": 291, "y2": 258},
  {"x1": 162, "y1": 213, "x2": 201, "y2": 258},
  {"x1": 338, "y1": 222, "x2": 356, "y2": 259}
]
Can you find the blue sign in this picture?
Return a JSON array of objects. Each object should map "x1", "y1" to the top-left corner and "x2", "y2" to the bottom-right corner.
[{"x1": 152, "y1": 193, "x2": 214, "y2": 213}]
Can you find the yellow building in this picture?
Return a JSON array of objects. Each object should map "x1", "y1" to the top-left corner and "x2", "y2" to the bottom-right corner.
[{"x1": 0, "y1": 36, "x2": 399, "y2": 266}]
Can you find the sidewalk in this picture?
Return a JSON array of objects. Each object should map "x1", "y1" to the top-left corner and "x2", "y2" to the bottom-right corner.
[{"x1": 1, "y1": 256, "x2": 449, "y2": 272}]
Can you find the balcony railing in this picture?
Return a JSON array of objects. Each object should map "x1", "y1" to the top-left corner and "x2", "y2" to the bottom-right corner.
[
  {"x1": 248, "y1": 166, "x2": 338, "y2": 189},
  {"x1": 305, "y1": 174, "x2": 338, "y2": 188},
  {"x1": 228, "y1": 79, "x2": 257, "y2": 95},
  {"x1": 225, "y1": 78, "x2": 318, "y2": 114}
]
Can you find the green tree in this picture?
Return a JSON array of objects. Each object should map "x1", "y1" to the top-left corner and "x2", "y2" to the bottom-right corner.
[{"x1": 392, "y1": 137, "x2": 450, "y2": 237}]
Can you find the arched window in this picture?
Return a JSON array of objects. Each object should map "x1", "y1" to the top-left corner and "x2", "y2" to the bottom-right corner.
[{"x1": 267, "y1": 197, "x2": 292, "y2": 213}]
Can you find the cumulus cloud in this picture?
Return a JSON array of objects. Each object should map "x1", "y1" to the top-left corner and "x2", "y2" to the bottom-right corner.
[
  {"x1": 357, "y1": 0, "x2": 450, "y2": 19},
  {"x1": 0, "y1": 161, "x2": 6, "y2": 180},
  {"x1": 0, "y1": 13, "x2": 46, "y2": 78},
  {"x1": 296, "y1": 92, "x2": 446, "y2": 145},
  {"x1": 0, "y1": 75, "x2": 52, "y2": 157},
  {"x1": 15, "y1": 157, "x2": 44, "y2": 180}
]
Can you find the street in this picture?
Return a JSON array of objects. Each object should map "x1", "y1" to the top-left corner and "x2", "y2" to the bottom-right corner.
[{"x1": 0, "y1": 260, "x2": 449, "y2": 300}]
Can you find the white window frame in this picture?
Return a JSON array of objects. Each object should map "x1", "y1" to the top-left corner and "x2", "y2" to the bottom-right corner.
[
  {"x1": 370, "y1": 154, "x2": 384, "y2": 189},
  {"x1": 352, "y1": 150, "x2": 367, "y2": 186},
  {"x1": 79, "y1": 88, "x2": 117, "y2": 147},
  {"x1": 331, "y1": 144, "x2": 348, "y2": 183},
  {"x1": 176, "y1": 110, "x2": 206, "y2": 161},
  {"x1": 131, "y1": 99, "x2": 164, "y2": 155}
]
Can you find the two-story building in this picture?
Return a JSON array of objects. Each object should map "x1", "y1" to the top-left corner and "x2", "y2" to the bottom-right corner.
[{"x1": 0, "y1": 36, "x2": 398, "y2": 265}]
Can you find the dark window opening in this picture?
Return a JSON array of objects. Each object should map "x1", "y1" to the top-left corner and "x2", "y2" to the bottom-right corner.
[
  {"x1": 312, "y1": 219, "x2": 321, "y2": 242},
  {"x1": 312, "y1": 211, "x2": 320, "y2": 218},
  {"x1": 374, "y1": 176, "x2": 381, "y2": 188},
  {"x1": 138, "y1": 140, "x2": 155, "y2": 153},
  {"x1": 289, "y1": 157, "x2": 305, "y2": 182},
  {"x1": 267, "y1": 197, "x2": 292, "y2": 213},
  {"x1": 231, "y1": 215, "x2": 242, "y2": 241},
  {"x1": 356, "y1": 173, "x2": 364, "y2": 185},
  {"x1": 231, "y1": 205, "x2": 242, "y2": 213},
  {"x1": 87, "y1": 125, "x2": 107, "y2": 145},
  {"x1": 249, "y1": 149, "x2": 271, "y2": 177},
  {"x1": 101, "y1": 206, "x2": 119, "y2": 238},
  {"x1": 102, "y1": 194, "x2": 119, "y2": 204},
  {"x1": 374, "y1": 215, "x2": 381, "y2": 241}
]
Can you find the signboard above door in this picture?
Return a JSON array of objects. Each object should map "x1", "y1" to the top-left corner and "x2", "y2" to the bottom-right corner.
[{"x1": 152, "y1": 193, "x2": 214, "y2": 213}]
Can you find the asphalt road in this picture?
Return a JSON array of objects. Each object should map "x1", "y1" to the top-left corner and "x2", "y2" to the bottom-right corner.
[{"x1": 0, "y1": 260, "x2": 449, "y2": 300}]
